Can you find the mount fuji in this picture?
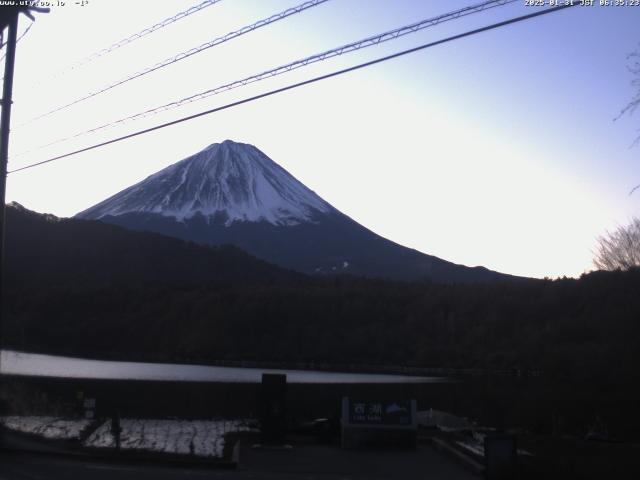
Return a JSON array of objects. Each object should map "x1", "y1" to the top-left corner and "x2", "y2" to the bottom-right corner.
[{"x1": 77, "y1": 140, "x2": 510, "y2": 282}]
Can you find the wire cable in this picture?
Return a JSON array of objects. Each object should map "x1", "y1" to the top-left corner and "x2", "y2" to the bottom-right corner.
[
  {"x1": 0, "y1": 20, "x2": 33, "y2": 65},
  {"x1": 8, "y1": 4, "x2": 577, "y2": 174},
  {"x1": 21, "y1": 0, "x2": 330, "y2": 125},
  {"x1": 14, "y1": 0, "x2": 515, "y2": 154},
  {"x1": 51, "y1": 0, "x2": 224, "y2": 76}
]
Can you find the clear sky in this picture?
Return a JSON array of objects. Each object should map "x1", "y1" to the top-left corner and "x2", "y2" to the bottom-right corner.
[{"x1": 4, "y1": 0, "x2": 640, "y2": 279}]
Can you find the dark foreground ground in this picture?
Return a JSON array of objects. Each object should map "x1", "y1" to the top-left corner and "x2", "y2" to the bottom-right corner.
[{"x1": 0, "y1": 443, "x2": 475, "y2": 480}]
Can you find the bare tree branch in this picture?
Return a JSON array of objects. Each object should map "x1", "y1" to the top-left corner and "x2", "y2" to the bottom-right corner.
[
  {"x1": 616, "y1": 48, "x2": 640, "y2": 122},
  {"x1": 617, "y1": 45, "x2": 640, "y2": 193},
  {"x1": 594, "y1": 218, "x2": 640, "y2": 271}
]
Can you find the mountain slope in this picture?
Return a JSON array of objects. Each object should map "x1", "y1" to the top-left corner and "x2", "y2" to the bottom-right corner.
[{"x1": 77, "y1": 140, "x2": 514, "y2": 283}]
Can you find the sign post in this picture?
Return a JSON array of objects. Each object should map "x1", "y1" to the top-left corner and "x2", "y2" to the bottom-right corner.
[
  {"x1": 484, "y1": 433, "x2": 517, "y2": 480},
  {"x1": 260, "y1": 373, "x2": 287, "y2": 445}
]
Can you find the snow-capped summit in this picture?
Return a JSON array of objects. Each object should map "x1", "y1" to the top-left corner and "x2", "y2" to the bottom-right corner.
[{"x1": 77, "y1": 140, "x2": 332, "y2": 226}]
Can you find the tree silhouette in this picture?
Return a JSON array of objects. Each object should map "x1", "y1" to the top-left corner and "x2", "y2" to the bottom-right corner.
[{"x1": 594, "y1": 217, "x2": 640, "y2": 271}]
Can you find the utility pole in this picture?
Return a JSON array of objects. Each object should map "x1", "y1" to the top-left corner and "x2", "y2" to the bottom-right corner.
[{"x1": 0, "y1": 11, "x2": 19, "y2": 366}]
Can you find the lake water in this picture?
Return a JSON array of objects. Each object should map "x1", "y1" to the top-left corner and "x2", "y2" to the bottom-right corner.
[{"x1": 0, "y1": 350, "x2": 444, "y2": 384}]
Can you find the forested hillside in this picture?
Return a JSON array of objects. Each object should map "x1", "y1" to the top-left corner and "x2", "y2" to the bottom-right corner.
[{"x1": 3, "y1": 204, "x2": 639, "y2": 383}]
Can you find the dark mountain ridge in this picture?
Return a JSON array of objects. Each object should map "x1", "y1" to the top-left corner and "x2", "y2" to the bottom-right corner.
[{"x1": 3, "y1": 202, "x2": 302, "y2": 291}]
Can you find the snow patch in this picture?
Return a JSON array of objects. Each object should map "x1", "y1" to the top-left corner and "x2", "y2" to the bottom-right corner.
[
  {"x1": 84, "y1": 418, "x2": 254, "y2": 458},
  {"x1": 0, "y1": 416, "x2": 91, "y2": 440}
]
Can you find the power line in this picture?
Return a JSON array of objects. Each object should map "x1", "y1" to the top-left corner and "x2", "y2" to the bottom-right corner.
[
  {"x1": 14, "y1": 0, "x2": 516, "y2": 156},
  {"x1": 8, "y1": 4, "x2": 577, "y2": 175},
  {"x1": 20, "y1": 0, "x2": 330, "y2": 125},
  {"x1": 113, "y1": 0, "x2": 519, "y2": 122},
  {"x1": 0, "y1": 20, "x2": 33, "y2": 67},
  {"x1": 47, "y1": 0, "x2": 224, "y2": 78}
]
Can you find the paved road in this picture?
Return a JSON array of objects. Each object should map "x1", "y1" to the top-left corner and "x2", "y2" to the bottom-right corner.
[
  {"x1": 0, "y1": 452, "x2": 233, "y2": 480},
  {"x1": 0, "y1": 444, "x2": 476, "y2": 480}
]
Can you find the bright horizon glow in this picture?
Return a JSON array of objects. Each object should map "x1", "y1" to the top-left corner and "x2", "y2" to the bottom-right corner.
[{"x1": 4, "y1": 0, "x2": 640, "y2": 279}]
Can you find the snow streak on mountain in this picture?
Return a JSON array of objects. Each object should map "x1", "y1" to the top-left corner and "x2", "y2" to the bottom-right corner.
[{"x1": 78, "y1": 140, "x2": 332, "y2": 226}]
